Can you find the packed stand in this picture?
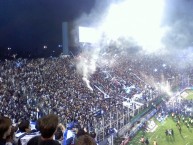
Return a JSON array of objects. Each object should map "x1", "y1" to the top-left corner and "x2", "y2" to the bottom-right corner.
[{"x1": 0, "y1": 52, "x2": 192, "y2": 143}]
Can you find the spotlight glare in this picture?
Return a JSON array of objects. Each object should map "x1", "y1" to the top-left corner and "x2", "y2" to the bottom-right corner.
[{"x1": 99, "y1": 0, "x2": 166, "y2": 53}]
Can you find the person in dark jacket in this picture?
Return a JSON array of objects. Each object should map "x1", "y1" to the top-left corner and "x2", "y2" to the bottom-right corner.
[
  {"x1": 145, "y1": 138, "x2": 149, "y2": 145},
  {"x1": 27, "y1": 114, "x2": 60, "y2": 145},
  {"x1": 0, "y1": 116, "x2": 12, "y2": 145}
]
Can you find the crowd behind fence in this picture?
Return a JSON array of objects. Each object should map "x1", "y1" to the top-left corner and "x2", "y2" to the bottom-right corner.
[{"x1": 0, "y1": 54, "x2": 193, "y2": 144}]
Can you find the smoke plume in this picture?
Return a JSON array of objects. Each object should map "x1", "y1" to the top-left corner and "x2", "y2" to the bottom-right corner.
[{"x1": 74, "y1": 0, "x2": 193, "y2": 89}]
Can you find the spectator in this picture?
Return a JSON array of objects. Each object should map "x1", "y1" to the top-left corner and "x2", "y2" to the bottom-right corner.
[
  {"x1": 0, "y1": 116, "x2": 12, "y2": 145},
  {"x1": 145, "y1": 138, "x2": 149, "y2": 145},
  {"x1": 16, "y1": 120, "x2": 38, "y2": 145},
  {"x1": 89, "y1": 132, "x2": 97, "y2": 143},
  {"x1": 17, "y1": 120, "x2": 31, "y2": 134},
  {"x1": 165, "y1": 130, "x2": 168, "y2": 136},
  {"x1": 140, "y1": 136, "x2": 145, "y2": 144},
  {"x1": 55, "y1": 125, "x2": 64, "y2": 144},
  {"x1": 5, "y1": 126, "x2": 17, "y2": 145},
  {"x1": 63, "y1": 122, "x2": 77, "y2": 145},
  {"x1": 153, "y1": 140, "x2": 157, "y2": 145},
  {"x1": 75, "y1": 134, "x2": 97, "y2": 145},
  {"x1": 171, "y1": 129, "x2": 174, "y2": 136},
  {"x1": 27, "y1": 114, "x2": 60, "y2": 145},
  {"x1": 76, "y1": 128, "x2": 87, "y2": 138}
]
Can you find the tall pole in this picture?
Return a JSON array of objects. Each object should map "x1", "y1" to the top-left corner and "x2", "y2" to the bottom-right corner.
[
  {"x1": 133, "y1": 102, "x2": 135, "y2": 117},
  {"x1": 123, "y1": 104, "x2": 125, "y2": 126},
  {"x1": 128, "y1": 105, "x2": 130, "y2": 123},
  {"x1": 117, "y1": 108, "x2": 119, "y2": 130},
  {"x1": 110, "y1": 112, "x2": 114, "y2": 145},
  {"x1": 110, "y1": 111, "x2": 112, "y2": 128},
  {"x1": 111, "y1": 134, "x2": 114, "y2": 145},
  {"x1": 102, "y1": 116, "x2": 105, "y2": 141}
]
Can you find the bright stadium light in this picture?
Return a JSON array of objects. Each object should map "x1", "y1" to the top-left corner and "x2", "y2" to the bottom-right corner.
[
  {"x1": 99, "y1": 0, "x2": 166, "y2": 53},
  {"x1": 79, "y1": 26, "x2": 100, "y2": 43}
]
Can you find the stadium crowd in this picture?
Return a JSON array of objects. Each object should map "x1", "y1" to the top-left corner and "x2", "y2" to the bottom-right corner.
[{"x1": 0, "y1": 52, "x2": 193, "y2": 145}]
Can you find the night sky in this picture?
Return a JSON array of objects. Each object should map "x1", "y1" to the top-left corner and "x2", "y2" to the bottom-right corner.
[
  {"x1": 1, "y1": 0, "x2": 193, "y2": 59},
  {"x1": 0, "y1": 0, "x2": 96, "y2": 59}
]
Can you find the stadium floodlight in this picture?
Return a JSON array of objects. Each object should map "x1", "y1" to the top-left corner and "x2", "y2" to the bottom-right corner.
[
  {"x1": 99, "y1": 0, "x2": 166, "y2": 53},
  {"x1": 79, "y1": 26, "x2": 100, "y2": 43}
]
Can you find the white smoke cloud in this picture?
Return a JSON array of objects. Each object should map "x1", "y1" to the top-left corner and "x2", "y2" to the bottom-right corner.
[
  {"x1": 99, "y1": 0, "x2": 167, "y2": 54},
  {"x1": 160, "y1": 0, "x2": 193, "y2": 67},
  {"x1": 75, "y1": 46, "x2": 100, "y2": 91},
  {"x1": 74, "y1": 0, "x2": 193, "y2": 90}
]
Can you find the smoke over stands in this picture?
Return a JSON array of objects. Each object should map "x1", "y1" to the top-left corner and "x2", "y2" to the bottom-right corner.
[{"x1": 72, "y1": 0, "x2": 193, "y2": 90}]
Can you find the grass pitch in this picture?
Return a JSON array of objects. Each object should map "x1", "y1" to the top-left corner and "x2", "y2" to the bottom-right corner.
[
  {"x1": 127, "y1": 116, "x2": 193, "y2": 145},
  {"x1": 115, "y1": 89, "x2": 193, "y2": 145},
  {"x1": 185, "y1": 89, "x2": 193, "y2": 100}
]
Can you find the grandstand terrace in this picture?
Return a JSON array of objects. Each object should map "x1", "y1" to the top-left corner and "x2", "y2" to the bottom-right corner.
[{"x1": 1, "y1": 51, "x2": 193, "y2": 144}]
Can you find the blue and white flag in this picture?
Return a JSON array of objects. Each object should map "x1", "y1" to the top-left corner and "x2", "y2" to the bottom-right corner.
[
  {"x1": 63, "y1": 122, "x2": 76, "y2": 145},
  {"x1": 63, "y1": 129, "x2": 75, "y2": 145}
]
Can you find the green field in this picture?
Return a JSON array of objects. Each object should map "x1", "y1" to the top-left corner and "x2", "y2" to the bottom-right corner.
[
  {"x1": 127, "y1": 116, "x2": 193, "y2": 145},
  {"x1": 114, "y1": 89, "x2": 193, "y2": 145},
  {"x1": 185, "y1": 89, "x2": 193, "y2": 100}
]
